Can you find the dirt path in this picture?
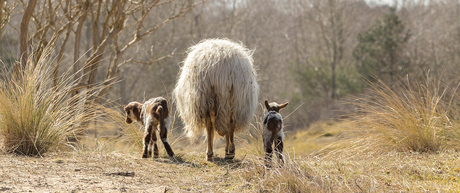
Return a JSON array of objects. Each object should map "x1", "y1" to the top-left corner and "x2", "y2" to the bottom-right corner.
[{"x1": 0, "y1": 152, "x2": 252, "y2": 192}]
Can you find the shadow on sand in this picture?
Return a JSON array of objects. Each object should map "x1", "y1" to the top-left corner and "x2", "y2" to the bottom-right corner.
[{"x1": 152, "y1": 153, "x2": 246, "y2": 169}]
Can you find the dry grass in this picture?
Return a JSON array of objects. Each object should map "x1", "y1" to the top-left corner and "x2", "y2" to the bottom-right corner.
[
  {"x1": 233, "y1": 75, "x2": 460, "y2": 192},
  {"x1": 350, "y1": 76, "x2": 460, "y2": 153},
  {"x1": 1, "y1": 141, "x2": 460, "y2": 192},
  {"x1": 1, "y1": 100, "x2": 460, "y2": 192},
  {"x1": 236, "y1": 122, "x2": 460, "y2": 192},
  {"x1": 285, "y1": 120, "x2": 356, "y2": 155},
  {"x1": 2, "y1": 51, "x2": 460, "y2": 191},
  {"x1": 0, "y1": 48, "x2": 112, "y2": 156},
  {"x1": 238, "y1": 103, "x2": 267, "y2": 157}
]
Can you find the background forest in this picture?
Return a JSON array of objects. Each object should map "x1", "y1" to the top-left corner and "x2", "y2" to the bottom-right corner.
[{"x1": 1, "y1": 0, "x2": 460, "y2": 130}]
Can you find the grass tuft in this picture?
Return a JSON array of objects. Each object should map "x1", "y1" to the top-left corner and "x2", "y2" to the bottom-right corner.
[
  {"x1": 0, "y1": 48, "x2": 110, "y2": 156},
  {"x1": 352, "y1": 76, "x2": 460, "y2": 153},
  {"x1": 238, "y1": 154, "x2": 329, "y2": 192},
  {"x1": 238, "y1": 103, "x2": 266, "y2": 157}
]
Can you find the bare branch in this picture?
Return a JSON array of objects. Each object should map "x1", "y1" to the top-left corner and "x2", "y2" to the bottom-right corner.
[
  {"x1": 118, "y1": 49, "x2": 176, "y2": 68},
  {"x1": 0, "y1": 0, "x2": 18, "y2": 41}
]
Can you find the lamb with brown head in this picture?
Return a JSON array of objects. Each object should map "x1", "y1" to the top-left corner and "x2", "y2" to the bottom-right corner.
[{"x1": 124, "y1": 97, "x2": 174, "y2": 158}]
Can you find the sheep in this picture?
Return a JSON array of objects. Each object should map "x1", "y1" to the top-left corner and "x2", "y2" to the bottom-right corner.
[
  {"x1": 263, "y1": 100, "x2": 288, "y2": 166},
  {"x1": 173, "y1": 39, "x2": 259, "y2": 161},
  {"x1": 124, "y1": 97, "x2": 174, "y2": 158}
]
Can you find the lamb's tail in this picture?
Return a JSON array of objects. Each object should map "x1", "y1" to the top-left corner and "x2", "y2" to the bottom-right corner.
[{"x1": 156, "y1": 106, "x2": 164, "y2": 117}]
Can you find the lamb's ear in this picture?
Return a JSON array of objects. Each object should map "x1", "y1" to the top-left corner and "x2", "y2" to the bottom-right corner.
[
  {"x1": 133, "y1": 102, "x2": 142, "y2": 119},
  {"x1": 135, "y1": 102, "x2": 143, "y2": 109},
  {"x1": 279, "y1": 102, "x2": 289, "y2": 110},
  {"x1": 264, "y1": 100, "x2": 270, "y2": 110}
]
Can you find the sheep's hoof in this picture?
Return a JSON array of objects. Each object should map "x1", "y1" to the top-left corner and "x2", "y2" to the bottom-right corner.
[
  {"x1": 142, "y1": 154, "x2": 148, "y2": 158},
  {"x1": 153, "y1": 154, "x2": 159, "y2": 158},
  {"x1": 224, "y1": 154, "x2": 235, "y2": 160},
  {"x1": 206, "y1": 153, "x2": 213, "y2": 161},
  {"x1": 225, "y1": 148, "x2": 235, "y2": 159}
]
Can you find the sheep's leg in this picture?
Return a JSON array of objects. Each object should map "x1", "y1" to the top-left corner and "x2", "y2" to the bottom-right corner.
[
  {"x1": 206, "y1": 109, "x2": 216, "y2": 161},
  {"x1": 263, "y1": 136, "x2": 274, "y2": 167},
  {"x1": 159, "y1": 121, "x2": 174, "y2": 157},
  {"x1": 225, "y1": 134, "x2": 229, "y2": 157},
  {"x1": 142, "y1": 124, "x2": 154, "y2": 158},
  {"x1": 274, "y1": 136, "x2": 284, "y2": 165},
  {"x1": 225, "y1": 131, "x2": 235, "y2": 159},
  {"x1": 206, "y1": 118, "x2": 214, "y2": 161}
]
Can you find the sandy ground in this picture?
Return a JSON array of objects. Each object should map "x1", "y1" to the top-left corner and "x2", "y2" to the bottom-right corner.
[{"x1": 0, "y1": 151, "x2": 250, "y2": 192}]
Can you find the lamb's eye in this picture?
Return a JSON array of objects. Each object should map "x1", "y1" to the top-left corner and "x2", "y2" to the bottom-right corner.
[{"x1": 127, "y1": 111, "x2": 130, "y2": 114}]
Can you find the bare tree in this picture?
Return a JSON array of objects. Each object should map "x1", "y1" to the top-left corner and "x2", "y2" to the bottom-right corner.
[
  {"x1": 10, "y1": 0, "x2": 201, "y2": 98},
  {"x1": 18, "y1": 0, "x2": 36, "y2": 72}
]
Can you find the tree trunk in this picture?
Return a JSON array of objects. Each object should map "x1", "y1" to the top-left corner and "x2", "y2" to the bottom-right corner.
[
  {"x1": 73, "y1": 0, "x2": 90, "y2": 94},
  {"x1": 0, "y1": 0, "x2": 6, "y2": 40},
  {"x1": 18, "y1": 0, "x2": 37, "y2": 72}
]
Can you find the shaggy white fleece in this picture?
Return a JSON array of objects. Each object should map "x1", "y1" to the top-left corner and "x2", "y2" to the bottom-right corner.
[{"x1": 174, "y1": 38, "x2": 259, "y2": 139}]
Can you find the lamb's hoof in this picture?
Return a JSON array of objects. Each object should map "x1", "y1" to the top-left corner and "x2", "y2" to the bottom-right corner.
[
  {"x1": 142, "y1": 154, "x2": 148, "y2": 158},
  {"x1": 167, "y1": 150, "x2": 175, "y2": 158},
  {"x1": 153, "y1": 154, "x2": 159, "y2": 158},
  {"x1": 278, "y1": 160, "x2": 285, "y2": 167},
  {"x1": 147, "y1": 150, "x2": 152, "y2": 157}
]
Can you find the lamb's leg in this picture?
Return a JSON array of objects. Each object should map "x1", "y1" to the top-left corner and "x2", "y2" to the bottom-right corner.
[
  {"x1": 225, "y1": 131, "x2": 235, "y2": 159},
  {"x1": 142, "y1": 124, "x2": 154, "y2": 158},
  {"x1": 151, "y1": 126, "x2": 159, "y2": 158},
  {"x1": 264, "y1": 136, "x2": 274, "y2": 167},
  {"x1": 159, "y1": 120, "x2": 174, "y2": 157},
  {"x1": 148, "y1": 138, "x2": 153, "y2": 158},
  {"x1": 274, "y1": 136, "x2": 284, "y2": 165}
]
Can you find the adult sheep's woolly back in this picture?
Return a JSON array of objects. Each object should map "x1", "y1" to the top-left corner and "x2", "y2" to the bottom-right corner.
[{"x1": 174, "y1": 39, "x2": 259, "y2": 139}]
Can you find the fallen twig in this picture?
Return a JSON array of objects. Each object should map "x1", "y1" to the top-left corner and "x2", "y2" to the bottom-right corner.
[{"x1": 103, "y1": 172, "x2": 135, "y2": 177}]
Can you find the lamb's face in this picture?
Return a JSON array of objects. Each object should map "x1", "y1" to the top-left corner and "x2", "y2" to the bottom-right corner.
[{"x1": 124, "y1": 102, "x2": 141, "y2": 124}]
